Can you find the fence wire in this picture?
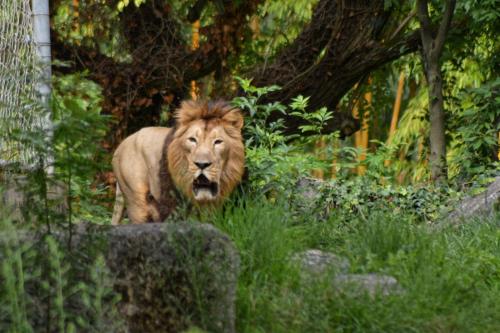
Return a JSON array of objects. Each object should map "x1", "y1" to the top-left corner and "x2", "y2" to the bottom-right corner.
[{"x1": 0, "y1": 0, "x2": 44, "y2": 168}]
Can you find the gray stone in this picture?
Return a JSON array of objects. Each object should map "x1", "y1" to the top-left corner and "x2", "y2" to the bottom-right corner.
[
  {"x1": 333, "y1": 273, "x2": 403, "y2": 297},
  {"x1": 293, "y1": 249, "x2": 350, "y2": 275},
  {"x1": 1, "y1": 174, "x2": 67, "y2": 222},
  {"x1": 448, "y1": 176, "x2": 500, "y2": 223},
  {"x1": 3, "y1": 222, "x2": 240, "y2": 333},
  {"x1": 296, "y1": 177, "x2": 324, "y2": 202},
  {"x1": 104, "y1": 223, "x2": 239, "y2": 333},
  {"x1": 293, "y1": 177, "x2": 333, "y2": 217}
]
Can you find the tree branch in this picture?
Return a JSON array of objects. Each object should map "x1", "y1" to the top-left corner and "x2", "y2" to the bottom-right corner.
[
  {"x1": 389, "y1": 9, "x2": 416, "y2": 41},
  {"x1": 416, "y1": 0, "x2": 432, "y2": 54},
  {"x1": 435, "y1": 0, "x2": 456, "y2": 56},
  {"x1": 251, "y1": 0, "x2": 421, "y2": 137}
]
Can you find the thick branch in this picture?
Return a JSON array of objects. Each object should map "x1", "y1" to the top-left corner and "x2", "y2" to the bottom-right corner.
[
  {"x1": 251, "y1": 0, "x2": 421, "y2": 137},
  {"x1": 416, "y1": 0, "x2": 433, "y2": 54},
  {"x1": 51, "y1": 0, "x2": 259, "y2": 144}
]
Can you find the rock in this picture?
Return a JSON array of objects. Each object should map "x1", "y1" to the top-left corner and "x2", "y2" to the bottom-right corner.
[
  {"x1": 293, "y1": 249, "x2": 350, "y2": 275},
  {"x1": 293, "y1": 177, "x2": 333, "y2": 217},
  {"x1": 448, "y1": 176, "x2": 500, "y2": 223},
  {"x1": 102, "y1": 223, "x2": 240, "y2": 333},
  {"x1": 3, "y1": 222, "x2": 240, "y2": 333},
  {"x1": 1, "y1": 174, "x2": 67, "y2": 222},
  {"x1": 333, "y1": 273, "x2": 402, "y2": 297},
  {"x1": 296, "y1": 177, "x2": 325, "y2": 202}
]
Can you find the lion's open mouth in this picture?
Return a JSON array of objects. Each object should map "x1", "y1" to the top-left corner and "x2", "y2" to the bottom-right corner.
[{"x1": 193, "y1": 174, "x2": 218, "y2": 199}]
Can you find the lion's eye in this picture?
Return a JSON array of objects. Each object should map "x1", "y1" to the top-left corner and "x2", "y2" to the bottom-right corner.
[
  {"x1": 214, "y1": 139, "x2": 223, "y2": 145},
  {"x1": 188, "y1": 137, "x2": 197, "y2": 144}
]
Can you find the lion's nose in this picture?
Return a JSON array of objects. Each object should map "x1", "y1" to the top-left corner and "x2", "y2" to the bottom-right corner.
[{"x1": 195, "y1": 161, "x2": 212, "y2": 170}]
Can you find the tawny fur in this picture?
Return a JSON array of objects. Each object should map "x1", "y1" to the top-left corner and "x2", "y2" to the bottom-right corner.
[{"x1": 111, "y1": 100, "x2": 245, "y2": 224}]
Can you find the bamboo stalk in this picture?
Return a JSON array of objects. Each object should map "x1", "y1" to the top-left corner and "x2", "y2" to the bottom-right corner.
[
  {"x1": 190, "y1": 20, "x2": 200, "y2": 100},
  {"x1": 312, "y1": 138, "x2": 325, "y2": 179},
  {"x1": 72, "y1": 0, "x2": 79, "y2": 35},
  {"x1": 497, "y1": 131, "x2": 499, "y2": 161},
  {"x1": 351, "y1": 99, "x2": 362, "y2": 174},
  {"x1": 385, "y1": 71, "x2": 405, "y2": 167},
  {"x1": 330, "y1": 138, "x2": 339, "y2": 179},
  {"x1": 357, "y1": 80, "x2": 372, "y2": 175}
]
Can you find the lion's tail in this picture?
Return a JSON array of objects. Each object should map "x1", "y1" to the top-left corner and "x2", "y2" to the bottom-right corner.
[{"x1": 111, "y1": 182, "x2": 125, "y2": 225}]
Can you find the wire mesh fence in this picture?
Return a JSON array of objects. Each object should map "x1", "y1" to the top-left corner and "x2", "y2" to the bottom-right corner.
[{"x1": 0, "y1": 0, "x2": 45, "y2": 169}]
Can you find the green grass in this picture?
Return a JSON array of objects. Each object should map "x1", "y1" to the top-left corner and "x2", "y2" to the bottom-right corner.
[{"x1": 211, "y1": 198, "x2": 500, "y2": 333}]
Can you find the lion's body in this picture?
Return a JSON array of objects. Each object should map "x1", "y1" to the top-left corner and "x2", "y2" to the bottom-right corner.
[
  {"x1": 111, "y1": 127, "x2": 173, "y2": 224},
  {"x1": 111, "y1": 101, "x2": 245, "y2": 224}
]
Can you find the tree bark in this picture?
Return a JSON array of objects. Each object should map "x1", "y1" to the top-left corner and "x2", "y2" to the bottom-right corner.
[
  {"x1": 427, "y1": 61, "x2": 447, "y2": 181},
  {"x1": 416, "y1": 0, "x2": 456, "y2": 182},
  {"x1": 250, "y1": 0, "x2": 421, "y2": 137},
  {"x1": 50, "y1": 0, "x2": 423, "y2": 144}
]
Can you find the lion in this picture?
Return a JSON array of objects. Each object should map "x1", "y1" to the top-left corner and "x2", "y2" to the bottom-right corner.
[{"x1": 111, "y1": 100, "x2": 245, "y2": 224}]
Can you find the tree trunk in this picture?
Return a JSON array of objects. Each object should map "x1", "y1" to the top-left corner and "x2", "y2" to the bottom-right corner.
[
  {"x1": 252, "y1": 0, "x2": 421, "y2": 137},
  {"x1": 416, "y1": 0, "x2": 456, "y2": 182},
  {"x1": 426, "y1": 61, "x2": 447, "y2": 181}
]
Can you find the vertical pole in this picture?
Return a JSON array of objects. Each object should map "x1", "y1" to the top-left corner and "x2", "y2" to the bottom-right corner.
[{"x1": 32, "y1": 0, "x2": 54, "y2": 175}]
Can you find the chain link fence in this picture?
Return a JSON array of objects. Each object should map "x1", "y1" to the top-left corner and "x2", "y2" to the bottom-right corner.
[{"x1": 0, "y1": 0, "x2": 45, "y2": 168}]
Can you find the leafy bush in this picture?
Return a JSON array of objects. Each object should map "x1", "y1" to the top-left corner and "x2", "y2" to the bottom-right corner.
[
  {"x1": 233, "y1": 78, "x2": 462, "y2": 223},
  {"x1": 52, "y1": 72, "x2": 111, "y2": 223},
  {"x1": 298, "y1": 177, "x2": 461, "y2": 223},
  {"x1": 448, "y1": 77, "x2": 500, "y2": 182},
  {"x1": 2, "y1": 72, "x2": 111, "y2": 227},
  {"x1": 233, "y1": 77, "x2": 359, "y2": 198},
  {"x1": 232, "y1": 78, "x2": 324, "y2": 197}
]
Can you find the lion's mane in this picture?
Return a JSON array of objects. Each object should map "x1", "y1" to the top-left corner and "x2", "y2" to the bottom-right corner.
[{"x1": 167, "y1": 100, "x2": 245, "y2": 204}]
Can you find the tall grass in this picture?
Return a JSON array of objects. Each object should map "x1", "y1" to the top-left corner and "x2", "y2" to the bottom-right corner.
[
  {"x1": 0, "y1": 213, "x2": 121, "y2": 332},
  {"x1": 212, "y1": 198, "x2": 500, "y2": 332}
]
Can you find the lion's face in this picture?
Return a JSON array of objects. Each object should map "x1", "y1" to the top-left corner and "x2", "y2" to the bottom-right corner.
[
  {"x1": 167, "y1": 101, "x2": 245, "y2": 204},
  {"x1": 182, "y1": 120, "x2": 233, "y2": 201}
]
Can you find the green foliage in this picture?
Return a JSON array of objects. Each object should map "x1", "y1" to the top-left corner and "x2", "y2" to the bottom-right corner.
[
  {"x1": 238, "y1": 0, "x2": 317, "y2": 70},
  {"x1": 0, "y1": 216, "x2": 121, "y2": 332},
  {"x1": 448, "y1": 78, "x2": 500, "y2": 181},
  {"x1": 290, "y1": 96, "x2": 334, "y2": 136},
  {"x1": 232, "y1": 77, "x2": 326, "y2": 197},
  {"x1": 52, "y1": 72, "x2": 111, "y2": 224},
  {"x1": 302, "y1": 177, "x2": 460, "y2": 223},
  {"x1": 0, "y1": 71, "x2": 115, "y2": 330},
  {"x1": 212, "y1": 197, "x2": 500, "y2": 333}
]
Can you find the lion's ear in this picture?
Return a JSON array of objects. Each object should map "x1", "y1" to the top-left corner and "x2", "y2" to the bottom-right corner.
[
  {"x1": 223, "y1": 109, "x2": 244, "y2": 130},
  {"x1": 176, "y1": 100, "x2": 201, "y2": 126}
]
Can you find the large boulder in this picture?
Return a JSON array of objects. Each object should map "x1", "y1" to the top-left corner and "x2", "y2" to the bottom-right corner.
[
  {"x1": 448, "y1": 176, "x2": 500, "y2": 223},
  {"x1": 103, "y1": 223, "x2": 240, "y2": 333},
  {"x1": 3, "y1": 222, "x2": 240, "y2": 333}
]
